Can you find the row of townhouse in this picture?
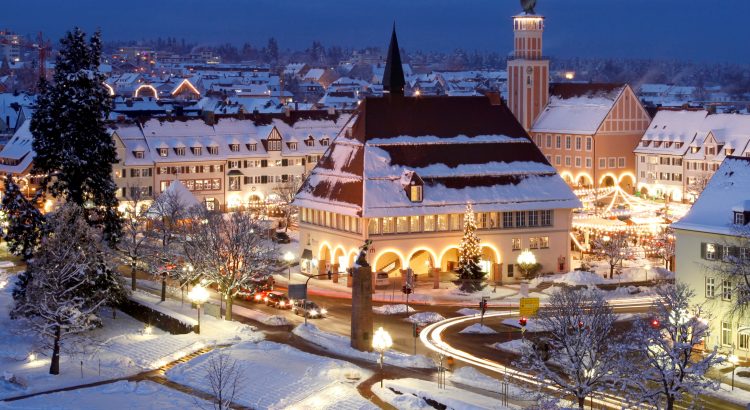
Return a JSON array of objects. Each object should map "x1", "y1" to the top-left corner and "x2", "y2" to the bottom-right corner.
[
  {"x1": 634, "y1": 110, "x2": 750, "y2": 202},
  {"x1": 111, "y1": 113, "x2": 350, "y2": 210},
  {"x1": 0, "y1": 112, "x2": 351, "y2": 211}
]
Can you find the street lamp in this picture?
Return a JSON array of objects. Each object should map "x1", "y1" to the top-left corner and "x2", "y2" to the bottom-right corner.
[
  {"x1": 188, "y1": 284, "x2": 209, "y2": 334},
  {"x1": 729, "y1": 354, "x2": 739, "y2": 390},
  {"x1": 372, "y1": 327, "x2": 393, "y2": 388},
  {"x1": 516, "y1": 249, "x2": 537, "y2": 281},
  {"x1": 284, "y1": 251, "x2": 294, "y2": 282}
]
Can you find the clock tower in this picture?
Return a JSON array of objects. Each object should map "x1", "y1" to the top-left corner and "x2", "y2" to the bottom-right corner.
[{"x1": 507, "y1": 12, "x2": 549, "y2": 131}]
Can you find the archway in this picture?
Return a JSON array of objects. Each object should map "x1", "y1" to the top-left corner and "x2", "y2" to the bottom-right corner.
[
  {"x1": 576, "y1": 172, "x2": 593, "y2": 188},
  {"x1": 560, "y1": 171, "x2": 574, "y2": 185},
  {"x1": 347, "y1": 249, "x2": 359, "y2": 270},
  {"x1": 333, "y1": 247, "x2": 346, "y2": 274},
  {"x1": 601, "y1": 175, "x2": 615, "y2": 187},
  {"x1": 479, "y1": 246, "x2": 499, "y2": 274},
  {"x1": 317, "y1": 243, "x2": 331, "y2": 275},
  {"x1": 618, "y1": 173, "x2": 635, "y2": 193},
  {"x1": 408, "y1": 249, "x2": 436, "y2": 276},
  {"x1": 439, "y1": 247, "x2": 460, "y2": 273},
  {"x1": 374, "y1": 251, "x2": 402, "y2": 276}
]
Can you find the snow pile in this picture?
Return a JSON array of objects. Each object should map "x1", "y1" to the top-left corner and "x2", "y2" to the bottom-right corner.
[
  {"x1": 293, "y1": 324, "x2": 435, "y2": 369},
  {"x1": 491, "y1": 339, "x2": 532, "y2": 355},
  {"x1": 457, "y1": 308, "x2": 481, "y2": 316},
  {"x1": 406, "y1": 312, "x2": 445, "y2": 324},
  {"x1": 0, "y1": 380, "x2": 211, "y2": 410},
  {"x1": 459, "y1": 323, "x2": 498, "y2": 334},
  {"x1": 166, "y1": 341, "x2": 375, "y2": 409},
  {"x1": 450, "y1": 366, "x2": 502, "y2": 392},
  {"x1": 502, "y1": 318, "x2": 548, "y2": 332},
  {"x1": 552, "y1": 270, "x2": 606, "y2": 286},
  {"x1": 373, "y1": 304, "x2": 416, "y2": 315},
  {"x1": 261, "y1": 315, "x2": 290, "y2": 326},
  {"x1": 373, "y1": 378, "x2": 512, "y2": 410}
]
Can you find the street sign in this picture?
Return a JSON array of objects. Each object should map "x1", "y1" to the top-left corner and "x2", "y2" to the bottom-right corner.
[
  {"x1": 288, "y1": 284, "x2": 307, "y2": 300},
  {"x1": 519, "y1": 297, "x2": 540, "y2": 317}
]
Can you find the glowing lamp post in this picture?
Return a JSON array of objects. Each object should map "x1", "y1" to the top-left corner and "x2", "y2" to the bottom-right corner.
[
  {"x1": 284, "y1": 251, "x2": 294, "y2": 282},
  {"x1": 729, "y1": 354, "x2": 739, "y2": 390},
  {"x1": 516, "y1": 249, "x2": 537, "y2": 281},
  {"x1": 372, "y1": 327, "x2": 393, "y2": 388},
  {"x1": 188, "y1": 284, "x2": 209, "y2": 334}
]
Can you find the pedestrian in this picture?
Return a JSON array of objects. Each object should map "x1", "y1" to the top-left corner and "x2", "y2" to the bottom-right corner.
[{"x1": 327, "y1": 269, "x2": 332, "y2": 280}]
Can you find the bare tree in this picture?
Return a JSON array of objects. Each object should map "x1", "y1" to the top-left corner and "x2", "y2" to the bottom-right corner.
[
  {"x1": 272, "y1": 174, "x2": 304, "y2": 232},
  {"x1": 204, "y1": 352, "x2": 243, "y2": 410},
  {"x1": 183, "y1": 209, "x2": 279, "y2": 320},
  {"x1": 515, "y1": 288, "x2": 627, "y2": 410},
  {"x1": 118, "y1": 187, "x2": 153, "y2": 291},
  {"x1": 592, "y1": 232, "x2": 632, "y2": 279},
  {"x1": 625, "y1": 283, "x2": 722, "y2": 410},
  {"x1": 656, "y1": 228, "x2": 676, "y2": 271},
  {"x1": 10, "y1": 204, "x2": 124, "y2": 375},
  {"x1": 706, "y1": 225, "x2": 750, "y2": 318},
  {"x1": 686, "y1": 175, "x2": 710, "y2": 201}
]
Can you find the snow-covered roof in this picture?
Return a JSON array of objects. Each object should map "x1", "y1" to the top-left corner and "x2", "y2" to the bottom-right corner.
[
  {"x1": 531, "y1": 83, "x2": 625, "y2": 135},
  {"x1": 0, "y1": 120, "x2": 34, "y2": 174},
  {"x1": 672, "y1": 156, "x2": 750, "y2": 235},
  {"x1": 295, "y1": 95, "x2": 581, "y2": 217},
  {"x1": 146, "y1": 180, "x2": 202, "y2": 216}
]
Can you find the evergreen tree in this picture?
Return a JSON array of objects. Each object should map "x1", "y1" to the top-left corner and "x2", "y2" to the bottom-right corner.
[
  {"x1": 1, "y1": 175, "x2": 45, "y2": 260},
  {"x1": 454, "y1": 203, "x2": 486, "y2": 293},
  {"x1": 30, "y1": 28, "x2": 121, "y2": 244}
]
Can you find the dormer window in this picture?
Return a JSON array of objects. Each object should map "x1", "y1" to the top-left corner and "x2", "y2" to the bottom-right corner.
[
  {"x1": 641, "y1": 141, "x2": 650, "y2": 147},
  {"x1": 691, "y1": 147, "x2": 699, "y2": 154},
  {"x1": 207, "y1": 146, "x2": 219, "y2": 155},
  {"x1": 320, "y1": 138, "x2": 330, "y2": 146},
  {"x1": 675, "y1": 142, "x2": 683, "y2": 149},
  {"x1": 174, "y1": 147, "x2": 186, "y2": 156},
  {"x1": 289, "y1": 142, "x2": 298, "y2": 150},
  {"x1": 305, "y1": 136, "x2": 315, "y2": 147},
  {"x1": 157, "y1": 148, "x2": 168, "y2": 157},
  {"x1": 246, "y1": 143, "x2": 257, "y2": 151},
  {"x1": 191, "y1": 146, "x2": 202, "y2": 155},
  {"x1": 726, "y1": 148, "x2": 735, "y2": 156},
  {"x1": 409, "y1": 185, "x2": 423, "y2": 202},
  {"x1": 735, "y1": 212, "x2": 747, "y2": 225},
  {"x1": 229, "y1": 144, "x2": 240, "y2": 152},
  {"x1": 133, "y1": 151, "x2": 144, "y2": 159}
]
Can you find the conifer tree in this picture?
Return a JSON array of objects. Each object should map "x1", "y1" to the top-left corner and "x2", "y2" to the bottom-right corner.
[
  {"x1": 30, "y1": 28, "x2": 121, "y2": 243},
  {"x1": 454, "y1": 203, "x2": 486, "y2": 292},
  {"x1": 1, "y1": 175, "x2": 45, "y2": 260}
]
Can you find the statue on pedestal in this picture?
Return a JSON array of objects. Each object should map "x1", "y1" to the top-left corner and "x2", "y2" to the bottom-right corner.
[{"x1": 521, "y1": 0, "x2": 537, "y2": 14}]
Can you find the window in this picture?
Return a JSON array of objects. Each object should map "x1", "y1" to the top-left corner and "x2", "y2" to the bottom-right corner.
[
  {"x1": 207, "y1": 146, "x2": 219, "y2": 155},
  {"x1": 735, "y1": 212, "x2": 746, "y2": 225},
  {"x1": 540, "y1": 236, "x2": 549, "y2": 248},
  {"x1": 723, "y1": 280, "x2": 732, "y2": 301},
  {"x1": 229, "y1": 144, "x2": 240, "y2": 152},
  {"x1": 228, "y1": 176, "x2": 241, "y2": 191},
  {"x1": 575, "y1": 137, "x2": 582, "y2": 151},
  {"x1": 130, "y1": 168, "x2": 140, "y2": 178},
  {"x1": 618, "y1": 157, "x2": 626, "y2": 168},
  {"x1": 133, "y1": 151, "x2": 144, "y2": 159},
  {"x1": 320, "y1": 138, "x2": 330, "y2": 146},
  {"x1": 585, "y1": 157, "x2": 592, "y2": 168},
  {"x1": 546, "y1": 134, "x2": 552, "y2": 148},
  {"x1": 705, "y1": 277, "x2": 715, "y2": 298},
  {"x1": 705, "y1": 243, "x2": 717, "y2": 260},
  {"x1": 157, "y1": 148, "x2": 168, "y2": 157},
  {"x1": 515, "y1": 211, "x2": 526, "y2": 228},
  {"x1": 586, "y1": 137, "x2": 592, "y2": 151},
  {"x1": 555, "y1": 155, "x2": 561, "y2": 166},
  {"x1": 565, "y1": 136, "x2": 571, "y2": 150},
  {"x1": 305, "y1": 136, "x2": 315, "y2": 147},
  {"x1": 437, "y1": 215, "x2": 449, "y2": 231},
  {"x1": 173, "y1": 147, "x2": 185, "y2": 156},
  {"x1": 565, "y1": 156, "x2": 571, "y2": 166},
  {"x1": 540, "y1": 210, "x2": 552, "y2": 226},
  {"x1": 599, "y1": 158, "x2": 606, "y2": 169},
  {"x1": 556, "y1": 135, "x2": 561, "y2": 149},
  {"x1": 410, "y1": 216, "x2": 421, "y2": 232},
  {"x1": 396, "y1": 216, "x2": 409, "y2": 233},
  {"x1": 741, "y1": 331, "x2": 750, "y2": 350},
  {"x1": 409, "y1": 185, "x2": 423, "y2": 202},
  {"x1": 289, "y1": 142, "x2": 298, "y2": 150},
  {"x1": 722, "y1": 322, "x2": 732, "y2": 346},
  {"x1": 503, "y1": 212, "x2": 513, "y2": 228},
  {"x1": 368, "y1": 218, "x2": 380, "y2": 235},
  {"x1": 382, "y1": 217, "x2": 394, "y2": 234},
  {"x1": 450, "y1": 214, "x2": 461, "y2": 231},
  {"x1": 528, "y1": 211, "x2": 538, "y2": 227},
  {"x1": 507, "y1": 264, "x2": 514, "y2": 278},
  {"x1": 246, "y1": 143, "x2": 257, "y2": 151},
  {"x1": 575, "y1": 157, "x2": 581, "y2": 168},
  {"x1": 423, "y1": 215, "x2": 435, "y2": 231},
  {"x1": 512, "y1": 238, "x2": 521, "y2": 251},
  {"x1": 608, "y1": 157, "x2": 616, "y2": 168},
  {"x1": 529, "y1": 237, "x2": 539, "y2": 249}
]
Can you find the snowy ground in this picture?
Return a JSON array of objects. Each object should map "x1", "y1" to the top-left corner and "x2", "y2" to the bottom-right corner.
[
  {"x1": 292, "y1": 323, "x2": 435, "y2": 369},
  {"x1": 549, "y1": 259, "x2": 673, "y2": 286},
  {"x1": 0, "y1": 269, "x2": 262, "y2": 400},
  {"x1": 405, "y1": 312, "x2": 445, "y2": 324},
  {"x1": 701, "y1": 382, "x2": 750, "y2": 407},
  {"x1": 450, "y1": 366, "x2": 535, "y2": 402},
  {"x1": 373, "y1": 304, "x2": 416, "y2": 315},
  {"x1": 373, "y1": 377, "x2": 514, "y2": 409},
  {"x1": 166, "y1": 340, "x2": 376, "y2": 409},
  {"x1": 0, "y1": 380, "x2": 212, "y2": 410},
  {"x1": 459, "y1": 323, "x2": 499, "y2": 334}
]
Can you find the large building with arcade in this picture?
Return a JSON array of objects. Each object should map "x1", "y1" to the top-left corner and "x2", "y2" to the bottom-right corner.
[{"x1": 293, "y1": 29, "x2": 581, "y2": 284}]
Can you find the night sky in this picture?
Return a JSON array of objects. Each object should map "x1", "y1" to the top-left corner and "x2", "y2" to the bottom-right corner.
[{"x1": 3, "y1": 0, "x2": 747, "y2": 63}]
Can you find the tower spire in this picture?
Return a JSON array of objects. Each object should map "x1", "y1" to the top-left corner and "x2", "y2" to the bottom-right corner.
[{"x1": 383, "y1": 22, "x2": 405, "y2": 96}]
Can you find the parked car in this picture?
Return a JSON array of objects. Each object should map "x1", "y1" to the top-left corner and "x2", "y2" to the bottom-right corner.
[
  {"x1": 253, "y1": 289, "x2": 272, "y2": 303},
  {"x1": 266, "y1": 291, "x2": 291, "y2": 309},
  {"x1": 292, "y1": 300, "x2": 327, "y2": 318},
  {"x1": 272, "y1": 231, "x2": 291, "y2": 244},
  {"x1": 375, "y1": 272, "x2": 390, "y2": 287}
]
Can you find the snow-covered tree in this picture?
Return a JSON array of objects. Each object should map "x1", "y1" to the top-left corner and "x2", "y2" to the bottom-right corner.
[
  {"x1": 1, "y1": 175, "x2": 45, "y2": 260},
  {"x1": 10, "y1": 204, "x2": 125, "y2": 375},
  {"x1": 454, "y1": 203, "x2": 485, "y2": 293},
  {"x1": 118, "y1": 188, "x2": 153, "y2": 291},
  {"x1": 30, "y1": 28, "x2": 121, "y2": 243},
  {"x1": 592, "y1": 232, "x2": 632, "y2": 279},
  {"x1": 656, "y1": 228, "x2": 676, "y2": 271},
  {"x1": 705, "y1": 225, "x2": 750, "y2": 318},
  {"x1": 515, "y1": 288, "x2": 626, "y2": 410},
  {"x1": 183, "y1": 209, "x2": 279, "y2": 320},
  {"x1": 272, "y1": 174, "x2": 304, "y2": 232},
  {"x1": 145, "y1": 188, "x2": 191, "y2": 276},
  {"x1": 625, "y1": 283, "x2": 721, "y2": 410},
  {"x1": 205, "y1": 353, "x2": 243, "y2": 410}
]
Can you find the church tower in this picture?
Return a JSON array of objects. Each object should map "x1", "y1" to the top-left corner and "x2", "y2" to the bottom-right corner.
[{"x1": 507, "y1": 11, "x2": 549, "y2": 131}]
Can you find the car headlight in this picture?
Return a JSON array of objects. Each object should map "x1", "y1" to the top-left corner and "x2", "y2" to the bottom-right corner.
[
  {"x1": 309, "y1": 309, "x2": 318, "y2": 316},
  {"x1": 254, "y1": 295, "x2": 261, "y2": 300},
  {"x1": 320, "y1": 308, "x2": 327, "y2": 315},
  {"x1": 279, "y1": 301, "x2": 285, "y2": 306}
]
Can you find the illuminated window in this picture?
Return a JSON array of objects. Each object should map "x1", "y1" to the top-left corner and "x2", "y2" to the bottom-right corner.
[
  {"x1": 396, "y1": 217, "x2": 409, "y2": 233},
  {"x1": 722, "y1": 322, "x2": 732, "y2": 346},
  {"x1": 409, "y1": 185, "x2": 423, "y2": 202},
  {"x1": 410, "y1": 216, "x2": 421, "y2": 232},
  {"x1": 529, "y1": 237, "x2": 539, "y2": 249},
  {"x1": 705, "y1": 277, "x2": 715, "y2": 298},
  {"x1": 540, "y1": 236, "x2": 549, "y2": 248},
  {"x1": 368, "y1": 218, "x2": 380, "y2": 235},
  {"x1": 512, "y1": 238, "x2": 521, "y2": 251},
  {"x1": 437, "y1": 215, "x2": 448, "y2": 231},
  {"x1": 705, "y1": 243, "x2": 716, "y2": 260},
  {"x1": 423, "y1": 215, "x2": 435, "y2": 231},
  {"x1": 157, "y1": 148, "x2": 168, "y2": 157}
]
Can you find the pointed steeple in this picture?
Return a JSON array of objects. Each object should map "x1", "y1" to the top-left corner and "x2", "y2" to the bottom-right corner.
[{"x1": 383, "y1": 23, "x2": 405, "y2": 96}]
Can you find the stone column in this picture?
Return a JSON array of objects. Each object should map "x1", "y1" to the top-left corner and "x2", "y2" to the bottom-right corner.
[
  {"x1": 432, "y1": 268, "x2": 440, "y2": 289},
  {"x1": 351, "y1": 266, "x2": 374, "y2": 351}
]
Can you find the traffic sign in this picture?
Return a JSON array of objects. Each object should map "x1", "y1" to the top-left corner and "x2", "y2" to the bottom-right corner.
[
  {"x1": 519, "y1": 297, "x2": 540, "y2": 317},
  {"x1": 288, "y1": 284, "x2": 307, "y2": 300}
]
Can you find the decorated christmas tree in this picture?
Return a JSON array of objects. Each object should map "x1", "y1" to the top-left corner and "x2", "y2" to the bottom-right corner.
[
  {"x1": 1, "y1": 175, "x2": 45, "y2": 261},
  {"x1": 454, "y1": 203, "x2": 486, "y2": 293}
]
